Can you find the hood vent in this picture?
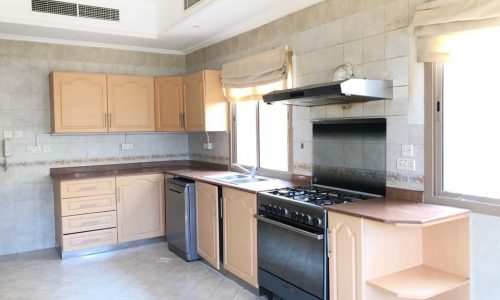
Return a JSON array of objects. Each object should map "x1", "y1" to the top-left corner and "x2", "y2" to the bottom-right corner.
[
  {"x1": 31, "y1": 0, "x2": 119, "y2": 22},
  {"x1": 263, "y1": 79, "x2": 393, "y2": 107},
  {"x1": 31, "y1": 0, "x2": 77, "y2": 17},
  {"x1": 184, "y1": 0, "x2": 202, "y2": 10}
]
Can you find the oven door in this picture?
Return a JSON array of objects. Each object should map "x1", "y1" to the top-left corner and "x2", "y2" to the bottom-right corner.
[{"x1": 257, "y1": 214, "x2": 325, "y2": 299}]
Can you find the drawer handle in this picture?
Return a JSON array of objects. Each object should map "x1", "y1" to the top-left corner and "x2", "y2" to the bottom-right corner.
[
  {"x1": 79, "y1": 204, "x2": 98, "y2": 209},
  {"x1": 78, "y1": 186, "x2": 99, "y2": 191},
  {"x1": 82, "y1": 238, "x2": 101, "y2": 244},
  {"x1": 81, "y1": 221, "x2": 100, "y2": 226}
]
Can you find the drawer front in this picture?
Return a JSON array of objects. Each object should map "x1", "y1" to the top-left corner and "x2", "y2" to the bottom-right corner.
[
  {"x1": 61, "y1": 194, "x2": 116, "y2": 216},
  {"x1": 61, "y1": 177, "x2": 116, "y2": 198},
  {"x1": 62, "y1": 211, "x2": 117, "y2": 234},
  {"x1": 62, "y1": 228, "x2": 117, "y2": 252}
]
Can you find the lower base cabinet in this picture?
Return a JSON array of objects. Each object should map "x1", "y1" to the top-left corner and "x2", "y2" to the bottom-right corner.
[
  {"x1": 195, "y1": 181, "x2": 220, "y2": 269},
  {"x1": 222, "y1": 187, "x2": 258, "y2": 287},
  {"x1": 328, "y1": 212, "x2": 471, "y2": 300},
  {"x1": 117, "y1": 174, "x2": 165, "y2": 243}
]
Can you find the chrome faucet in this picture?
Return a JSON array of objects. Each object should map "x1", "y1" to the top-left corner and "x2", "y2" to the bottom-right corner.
[{"x1": 233, "y1": 164, "x2": 257, "y2": 178}]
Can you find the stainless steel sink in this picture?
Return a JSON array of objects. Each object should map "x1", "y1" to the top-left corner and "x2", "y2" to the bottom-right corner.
[{"x1": 204, "y1": 174, "x2": 272, "y2": 185}]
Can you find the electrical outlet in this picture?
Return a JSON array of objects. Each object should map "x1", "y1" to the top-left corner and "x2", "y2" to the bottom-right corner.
[
  {"x1": 402, "y1": 144, "x2": 414, "y2": 157},
  {"x1": 27, "y1": 146, "x2": 42, "y2": 154},
  {"x1": 121, "y1": 143, "x2": 134, "y2": 151},
  {"x1": 203, "y1": 142, "x2": 213, "y2": 150},
  {"x1": 14, "y1": 130, "x2": 23, "y2": 138},
  {"x1": 397, "y1": 157, "x2": 416, "y2": 171},
  {"x1": 43, "y1": 145, "x2": 51, "y2": 153},
  {"x1": 3, "y1": 131, "x2": 13, "y2": 139}
]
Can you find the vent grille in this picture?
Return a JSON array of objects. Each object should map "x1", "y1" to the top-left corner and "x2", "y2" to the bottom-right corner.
[
  {"x1": 184, "y1": 0, "x2": 202, "y2": 10},
  {"x1": 31, "y1": 0, "x2": 119, "y2": 22},
  {"x1": 31, "y1": 0, "x2": 77, "y2": 17},
  {"x1": 78, "y1": 4, "x2": 119, "y2": 22}
]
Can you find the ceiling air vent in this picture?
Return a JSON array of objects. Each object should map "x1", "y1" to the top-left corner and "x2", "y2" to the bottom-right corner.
[
  {"x1": 31, "y1": 0, "x2": 77, "y2": 17},
  {"x1": 78, "y1": 4, "x2": 119, "y2": 22},
  {"x1": 184, "y1": 0, "x2": 202, "y2": 10}
]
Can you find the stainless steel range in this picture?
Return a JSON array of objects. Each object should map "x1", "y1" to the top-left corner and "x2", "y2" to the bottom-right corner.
[{"x1": 257, "y1": 118, "x2": 387, "y2": 300}]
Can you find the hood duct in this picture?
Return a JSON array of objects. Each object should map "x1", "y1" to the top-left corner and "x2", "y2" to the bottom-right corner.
[{"x1": 263, "y1": 79, "x2": 393, "y2": 107}]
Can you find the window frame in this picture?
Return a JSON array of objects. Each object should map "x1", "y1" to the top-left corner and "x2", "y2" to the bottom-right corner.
[
  {"x1": 229, "y1": 100, "x2": 293, "y2": 179},
  {"x1": 424, "y1": 63, "x2": 500, "y2": 216}
]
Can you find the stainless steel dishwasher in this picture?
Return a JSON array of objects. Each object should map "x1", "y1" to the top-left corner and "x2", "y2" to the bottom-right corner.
[{"x1": 166, "y1": 177, "x2": 200, "y2": 261}]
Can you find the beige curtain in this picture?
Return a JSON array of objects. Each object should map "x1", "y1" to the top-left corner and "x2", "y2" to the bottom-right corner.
[
  {"x1": 221, "y1": 46, "x2": 290, "y2": 101},
  {"x1": 413, "y1": 0, "x2": 500, "y2": 62}
]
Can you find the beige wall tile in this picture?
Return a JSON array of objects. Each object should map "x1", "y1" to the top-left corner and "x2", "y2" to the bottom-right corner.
[
  {"x1": 385, "y1": 56, "x2": 409, "y2": 86},
  {"x1": 343, "y1": 12, "x2": 364, "y2": 42},
  {"x1": 385, "y1": 28, "x2": 409, "y2": 59},
  {"x1": 364, "y1": 101, "x2": 385, "y2": 117},
  {"x1": 363, "y1": 34, "x2": 385, "y2": 63},
  {"x1": 385, "y1": 0, "x2": 409, "y2": 31},
  {"x1": 344, "y1": 40, "x2": 363, "y2": 65},
  {"x1": 363, "y1": 6, "x2": 385, "y2": 37},
  {"x1": 343, "y1": 103, "x2": 364, "y2": 118},
  {"x1": 326, "y1": 104, "x2": 344, "y2": 118},
  {"x1": 385, "y1": 86, "x2": 409, "y2": 116}
]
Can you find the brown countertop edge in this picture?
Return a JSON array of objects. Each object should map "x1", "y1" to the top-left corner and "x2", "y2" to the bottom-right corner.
[
  {"x1": 50, "y1": 160, "x2": 295, "y2": 194},
  {"x1": 326, "y1": 198, "x2": 470, "y2": 225}
]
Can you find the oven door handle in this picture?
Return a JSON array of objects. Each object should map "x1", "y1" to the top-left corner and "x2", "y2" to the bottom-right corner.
[{"x1": 255, "y1": 215, "x2": 324, "y2": 240}]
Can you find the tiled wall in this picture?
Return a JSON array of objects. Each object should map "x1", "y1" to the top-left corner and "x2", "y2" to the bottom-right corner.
[
  {"x1": 186, "y1": 0, "x2": 427, "y2": 191},
  {"x1": 0, "y1": 40, "x2": 188, "y2": 255},
  {"x1": 188, "y1": 132, "x2": 229, "y2": 165}
]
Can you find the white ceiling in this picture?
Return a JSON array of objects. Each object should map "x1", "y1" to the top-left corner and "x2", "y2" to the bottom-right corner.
[{"x1": 0, "y1": 0, "x2": 322, "y2": 54}]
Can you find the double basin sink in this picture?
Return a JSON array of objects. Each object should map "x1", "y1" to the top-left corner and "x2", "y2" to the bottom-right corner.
[{"x1": 204, "y1": 174, "x2": 273, "y2": 185}]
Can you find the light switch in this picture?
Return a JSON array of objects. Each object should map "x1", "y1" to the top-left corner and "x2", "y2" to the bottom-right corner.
[
  {"x1": 402, "y1": 144, "x2": 414, "y2": 157},
  {"x1": 3, "y1": 131, "x2": 13, "y2": 139}
]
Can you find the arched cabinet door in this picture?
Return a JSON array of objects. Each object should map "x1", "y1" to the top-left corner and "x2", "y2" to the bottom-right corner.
[
  {"x1": 195, "y1": 182, "x2": 220, "y2": 269},
  {"x1": 155, "y1": 76, "x2": 184, "y2": 132},
  {"x1": 116, "y1": 174, "x2": 165, "y2": 243},
  {"x1": 222, "y1": 187, "x2": 258, "y2": 288},
  {"x1": 51, "y1": 72, "x2": 108, "y2": 133},
  {"x1": 329, "y1": 212, "x2": 364, "y2": 300},
  {"x1": 107, "y1": 75, "x2": 155, "y2": 132}
]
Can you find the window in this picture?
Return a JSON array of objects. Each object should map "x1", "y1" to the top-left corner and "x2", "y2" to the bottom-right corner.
[
  {"x1": 232, "y1": 100, "x2": 290, "y2": 173},
  {"x1": 426, "y1": 27, "x2": 500, "y2": 213}
]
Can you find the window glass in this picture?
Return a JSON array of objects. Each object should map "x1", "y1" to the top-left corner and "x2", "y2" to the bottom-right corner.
[
  {"x1": 235, "y1": 100, "x2": 258, "y2": 167},
  {"x1": 259, "y1": 103, "x2": 289, "y2": 171},
  {"x1": 442, "y1": 28, "x2": 500, "y2": 199}
]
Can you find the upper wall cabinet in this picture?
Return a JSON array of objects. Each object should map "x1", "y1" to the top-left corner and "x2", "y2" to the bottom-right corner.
[
  {"x1": 50, "y1": 72, "x2": 108, "y2": 133},
  {"x1": 155, "y1": 76, "x2": 184, "y2": 132},
  {"x1": 107, "y1": 75, "x2": 155, "y2": 132},
  {"x1": 183, "y1": 70, "x2": 228, "y2": 132}
]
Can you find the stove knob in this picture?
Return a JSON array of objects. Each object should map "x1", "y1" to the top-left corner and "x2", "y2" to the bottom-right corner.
[
  {"x1": 281, "y1": 208, "x2": 288, "y2": 216},
  {"x1": 291, "y1": 211, "x2": 299, "y2": 220},
  {"x1": 265, "y1": 204, "x2": 272, "y2": 212},
  {"x1": 304, "y1": 215, "x2": 312, "y2": 224},
  {"x1": 313, "y1": 218, "x2": 322, "y2": 227},
  {"x1": 298, "y1": 213, "x2": 305, "y2": 222}
]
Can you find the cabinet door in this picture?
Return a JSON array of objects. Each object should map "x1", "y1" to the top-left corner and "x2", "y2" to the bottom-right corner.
[
  {"x1": 183, "y1": 71, "x2": 206, "y2": 132},
  {"x1": 329, "y1": 212, "x2": 364, "y2": 300},
  {"x1": 51, "y1": 72, "x2": 108, "y2": 133},
  {"x1": 223, "y1": 187, "x2": 258, "y2": 287},
  {"x1": 116, "y1": 174, "x2": 165, "y2": 243},
  {"x1": 107, "y1": 75, "x2": 155, "y2": 132},
  {"x1": 155, "y1": 77, "x2": 184, "y2": 132},
  {"x1": 195, "y1": 182, "x2": 220, "y2": 269}
]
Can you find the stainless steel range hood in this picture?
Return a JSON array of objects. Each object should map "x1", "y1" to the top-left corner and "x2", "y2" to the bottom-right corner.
[{"x1": 263, "y1": 78, "x2": 393, "y2": 107}]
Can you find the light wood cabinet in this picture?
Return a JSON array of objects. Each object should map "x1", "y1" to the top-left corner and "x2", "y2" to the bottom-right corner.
[
  {"x1": 183, "y1": 70, "x2": 228, "y2": 132},
  {"x1": 222, "y1": 187, "x2": 258, "y2": 287},
  {"x1": 329, "y1": 213, "x2": 364, "y2": 300},
  {"x1": 195, "y1": 182, "x2": 220, "y2": 270},
  {"x1": 50, "y1": 72, "x2": 108, "y2": 133},
  {"x1": 116, "y1": 173, "x2": 165, "y2": 243},
  {"x1": 155, "y1": 77, "x2": 184, "y2": 132},
  {"x1": 54, "y1": 177, "x2": 118, "y2": 256},
  {"x1": 107, "y1": 75, "x2": 155, "y2": 132},
  {"x1": 328, "y1": 212, "x2": 471, "y2": 300}
]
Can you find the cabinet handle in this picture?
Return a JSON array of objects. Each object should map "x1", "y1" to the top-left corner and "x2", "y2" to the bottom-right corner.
[
  {"x1": 180, "y1": 113, "x2": 185, "y2": 128},
  {"x1": 104, "y1": 113, "x2": 107, "y2": 128},
  {"x1": 108, "y1": 113, "x2": 112, "y2": 128},
  {"x1": 82, "y1": 238, "x2": 101, "y2": 244},
  {"x1": 117, "y1": 187, "x2": 120, "y2": 202},
  {"x1": 79, "y1": 203, "x2": 98, "y2": 209},
  {"x1": 78, "y1": 186, "x2": 98, "y2": 191},
  {"x1": 81, "y1": 221, "x2": 100, "y2": 227}
]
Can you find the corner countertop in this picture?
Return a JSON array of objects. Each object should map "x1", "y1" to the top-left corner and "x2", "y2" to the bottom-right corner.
[
  {"x1": 325, "y1": 197, "x2": 470, "y2": 225},
  {"x1": 50, "y1": 160, "x2": 294, "y2": 194}
]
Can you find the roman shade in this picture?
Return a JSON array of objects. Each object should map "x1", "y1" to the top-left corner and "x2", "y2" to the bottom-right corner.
[
  {"x1": 413, "y1": 0, "x2": 500, "y2": 62},
  {"x1": 221, "y1": 46, "x2": 290, "y2": 101}
]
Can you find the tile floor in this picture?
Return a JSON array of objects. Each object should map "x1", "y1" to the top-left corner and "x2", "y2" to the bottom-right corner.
[{"x1": 0, "y1": 242, "x2": 259, "y2": 300}]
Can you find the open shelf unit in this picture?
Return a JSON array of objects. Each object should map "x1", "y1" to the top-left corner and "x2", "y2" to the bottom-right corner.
[{"x1": 367, "y1": 265, "x2": 469, "y2": 299}]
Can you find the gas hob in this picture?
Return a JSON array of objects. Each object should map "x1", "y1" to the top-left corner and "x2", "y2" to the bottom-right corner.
[{"x1": 264, "y1": 186, "x2": 372, "y2": 207}]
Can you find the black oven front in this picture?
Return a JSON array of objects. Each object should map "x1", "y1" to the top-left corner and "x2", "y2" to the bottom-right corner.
[{"x1": 257, "y1": 194, "x2": 328, "y2": 300}]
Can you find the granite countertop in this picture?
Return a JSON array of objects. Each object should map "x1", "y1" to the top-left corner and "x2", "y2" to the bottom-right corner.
[
  {"x1": 50, "y1": 160, "x2": 294, "y2": 194},
  {"x1": 326, "y1": 197, "x2": 470, "y2": 225}
]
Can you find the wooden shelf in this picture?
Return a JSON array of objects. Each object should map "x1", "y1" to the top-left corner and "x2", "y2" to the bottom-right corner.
[{"x1": 367, "y1": 265, "x2": 469, "y2": 299}]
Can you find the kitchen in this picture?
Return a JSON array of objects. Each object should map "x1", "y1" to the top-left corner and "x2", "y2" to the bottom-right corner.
[{"x1": 0, "y1": 0, "x2": 499, "y2": 299}]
